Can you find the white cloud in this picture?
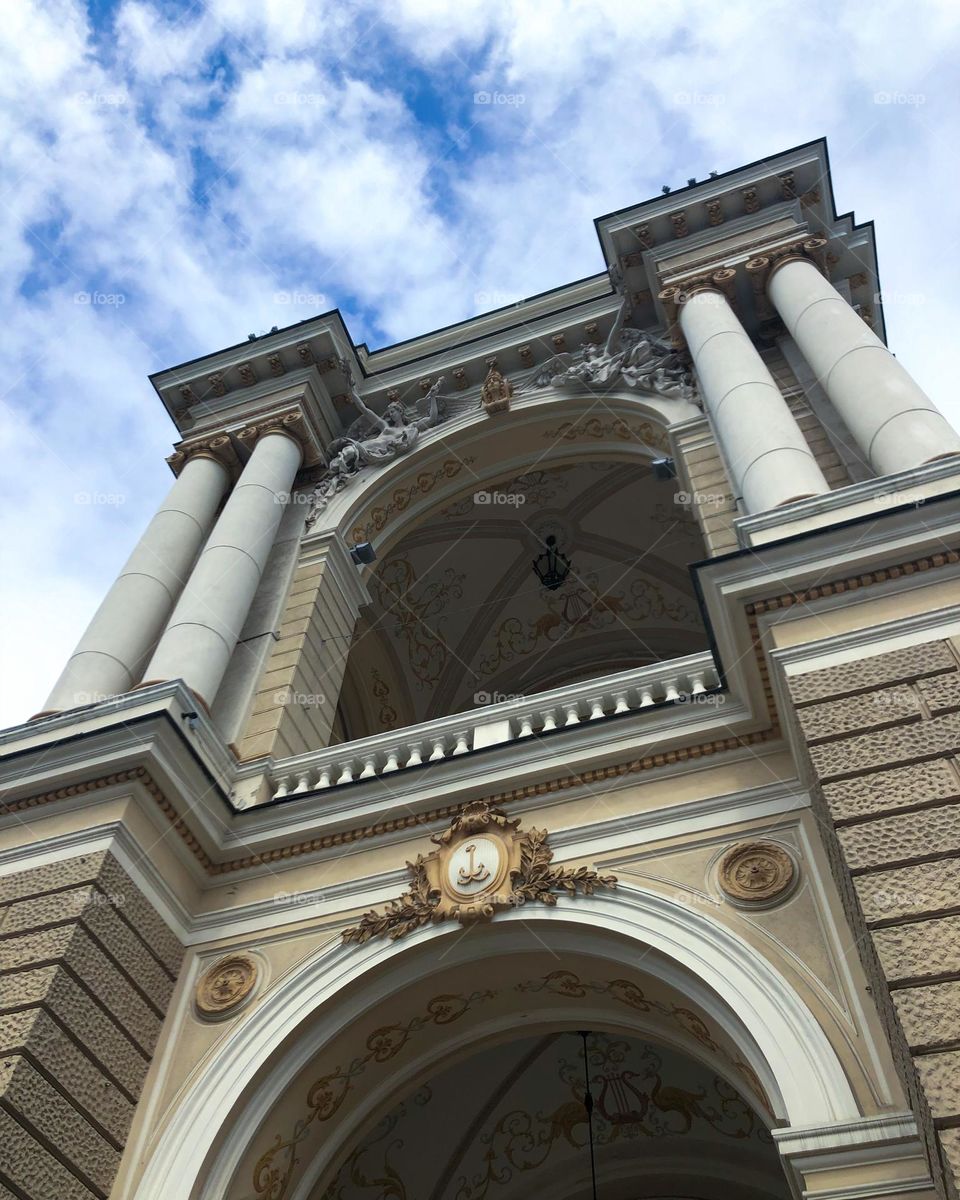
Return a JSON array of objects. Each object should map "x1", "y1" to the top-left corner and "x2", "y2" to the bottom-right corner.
[{"x1": 1, "y1": 0, "x2": 958, "y2": 726}]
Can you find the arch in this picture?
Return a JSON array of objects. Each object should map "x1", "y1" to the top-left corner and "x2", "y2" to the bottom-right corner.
[
  {"x1": 132, "y1": 885, "x2": 859, "y2": 1200},
  {"x1": 309, "y1": 388, "x2": 697, "y2": 558},
  {"x1": 309, "y1": 389, "x2": 709, "y2": 741}
]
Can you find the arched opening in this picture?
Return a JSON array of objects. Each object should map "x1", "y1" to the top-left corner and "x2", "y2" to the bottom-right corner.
[
  {"x1": 325, "y1": 440, "x2": 709, "y2": 743},
  {"x1": 134, "y1": 892, "x2": 861, "y2": 1200},
  {"x1": 321, "y1": 1026, "x2": 786, "y2": 1200}
]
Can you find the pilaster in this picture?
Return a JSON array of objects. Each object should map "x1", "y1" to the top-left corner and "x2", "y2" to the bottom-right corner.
[{"x1": 236, "y1": 531, "x2": 370, "y2": 762}]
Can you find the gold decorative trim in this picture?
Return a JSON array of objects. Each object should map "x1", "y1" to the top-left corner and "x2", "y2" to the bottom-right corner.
[
  {"x1": 341, "y1": 801, "x2": 616, "y2": 944},
  {"x1": 719, "y1": 841, "x2": 796, "y2": 904},
  {"x1": 196, "y1": 952, "x2": 259, "y2": 1017}
]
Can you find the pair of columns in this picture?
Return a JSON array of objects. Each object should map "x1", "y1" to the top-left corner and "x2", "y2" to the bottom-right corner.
[
  {"x1": 671, "y1": 247, "x2": 960, "y2": 513},
  {"x1": 43, "y1": 423, "x2": 305, "y2": 714}
]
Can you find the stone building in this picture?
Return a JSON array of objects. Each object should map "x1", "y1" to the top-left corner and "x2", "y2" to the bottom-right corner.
[{"x1": 2, "y1": 137, "x2": 960, "y2": 1200}]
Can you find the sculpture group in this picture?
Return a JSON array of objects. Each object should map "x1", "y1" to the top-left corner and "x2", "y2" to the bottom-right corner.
[{"x1": 306, "y1": 283, "x2": 695, "y2": 528}]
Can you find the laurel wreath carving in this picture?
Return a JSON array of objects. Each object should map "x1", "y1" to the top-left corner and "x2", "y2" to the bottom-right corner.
[
  {"x1": 342, "y1": 807, "x2": 616, "y2": 946},
  {"x1": 341, "y1": 856, "x2": 441, "y2": 945}
]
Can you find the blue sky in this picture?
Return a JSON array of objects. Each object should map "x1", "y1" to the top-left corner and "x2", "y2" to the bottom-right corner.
[{"x1": 2, "y1": 0, "x2": 959, "y2": 725}]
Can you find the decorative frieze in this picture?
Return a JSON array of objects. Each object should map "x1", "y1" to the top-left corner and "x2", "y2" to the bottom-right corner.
[
  {"x1": 742, "y1": 186, "x2": 760, "y2": 214},
  {"x1": 206, "y1": 371, "x2": 227, "y2": 397},
  {"x1": 480, "y1": 358, "x2": 512, "y2": 415}
]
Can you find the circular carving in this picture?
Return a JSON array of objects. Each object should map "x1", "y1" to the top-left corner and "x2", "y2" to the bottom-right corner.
[
  {"x1": 196, "y1": 953, "x2": 259, "y2": 1017},
  {"x1": 719, "y1": 842, "x2": 796, "y2": 904},
  {"x1": 445, "y1": 835, "x2": 507, "y2": 901}
]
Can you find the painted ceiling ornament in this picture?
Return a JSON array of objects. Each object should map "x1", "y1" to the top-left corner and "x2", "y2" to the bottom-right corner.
[
  {"x1": 718, "y1": 841, "x2": 797, "y2": 905},
  {"x1": 341, "y1": 801, "x2": 617, "y2": 944},
  {"x1": 522, "y1": 277, "x2": 696, "y2": 401},
  {"x1": 306, "y1": 362, "x2": 452, "y2": 527},
  {"x1": 195, "y1": 952, "x2": 259, "y2": 1018},
  {"x1": 480, "y1": 356, "x2": 513, "y2": 414}
]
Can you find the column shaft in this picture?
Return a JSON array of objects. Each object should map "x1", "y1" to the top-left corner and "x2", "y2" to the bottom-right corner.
[
  {"x1": 42, "y1": 452, "x2": 230, "y2": 712},
  {"x1": 679, "y1": 287, "x2": 830, "y2": 512},
  {"x1": 144, "y1": 430, "x2": 303, "y2": 707},
  {"x1": 768, "y1": 258, "x2": 960, "y2": 474}
]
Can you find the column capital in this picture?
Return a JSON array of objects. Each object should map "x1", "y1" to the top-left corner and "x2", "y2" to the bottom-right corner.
[
  {"x1": 236, "y1": 409, "x2": 312, "y2": 457},
  {"x1": 658, "y1": 269, "x2": 738, "y2": 352},
  {"x1": 167, "y1": 433, "x2": 240, "y2": 478},
  {"x1": 762, "y1": 235, "x2": 829, "y2": 287}
]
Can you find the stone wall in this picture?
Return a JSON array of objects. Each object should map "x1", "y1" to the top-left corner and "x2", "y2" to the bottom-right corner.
[
  {"x1": 787, "y1": 638, "x2": 960, "y2": 1197},
  {"x1": 0, "y1": 851, "x2": 183, "y2": 1199}
]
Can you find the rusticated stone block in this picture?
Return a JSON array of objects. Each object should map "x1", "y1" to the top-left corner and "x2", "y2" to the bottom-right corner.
[
  {"x1": 1, "y1": 884, "x2": 96, "y2": 933},
  {"x1": 872, "y1": 915, "x2": 960, "y2": 985},
  {"x1": 839, "y1": 802, "x2": 960, "y2": 871},
  {"x1": 808, "y1": 712, "x2": 960, "y2": 783},
  {"x1": 0, "y1": 1008, "x2": 132, "y2": 1145},
  {"x1": 0, "y1": 852, "x2": 112, "y2": 905},
  {"x1": 939, "y1": 1128, "x2": 960, "y2": 1191},
  {"x1": 0, "y1": 1055, "x2": 119, "y2": 1192},
  {"x1": 796, "y1": 685, "x2": 921, "y2": 743},
  {"x1": 0, "y1": 925, "x2": 161, "y2": 1052},
  {"x1": 914, "y1": 1049, "x2": 960, "y2": 1119},
  {"x1": 3, "y1": 886, "x2": 175, "y2": 1006},
  {"x1": 856, "y1": 859, "x2": 960, "y2": 925},
  {"x1": 822, "y1": 759, "x2": 960, "y2": 823},
  {"x1": 0, "y1": 852, "x2": 183, "y2": 976},
  {"x1": 788, "y1": 641, "x2": 955, "y2": 705},
  {"x1": 0, "y1": 966, "x2": 148, "y2": 1097},
  {"x1": 0, "y1": 1107, "x2": 96, "y2": 1200},
  {"x1": 894, "y1": 982, "x2": 960, "y2": 1051},
  {"x1": 918, "y1": 673, "x2": 960, "y2": 716},
  {"x1": 97, "y1": 855, "x2": 183, "y2": 974}
]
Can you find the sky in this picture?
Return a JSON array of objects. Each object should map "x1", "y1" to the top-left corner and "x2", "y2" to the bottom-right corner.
[{"x1": 1, "y1": 0, "x2": 959, "y2": 728}]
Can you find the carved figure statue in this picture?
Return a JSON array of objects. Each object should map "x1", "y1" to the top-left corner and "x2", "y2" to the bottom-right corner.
[
  {"x1": 306, "y1": 369, "x2": 448, "y2": 526},
  {"x1": 522, "y1": 281, "x2": 696, "y2": 399}
]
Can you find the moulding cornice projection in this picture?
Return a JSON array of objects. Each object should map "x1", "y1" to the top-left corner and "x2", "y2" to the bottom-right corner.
[{"x1": 5, "y1": 548, "x2": 957, "y2": 878}]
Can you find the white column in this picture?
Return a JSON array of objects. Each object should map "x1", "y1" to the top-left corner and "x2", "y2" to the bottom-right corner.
[
  {"x1": 143, "y1": 428, "x2": 303, "y2": 708},
  {"x1": 41, "y1": 450, "x2": 231, "y2": 714},
  {"x1": 768, "y1": 255, "x2": 960, "y2": 474},
  {"x1": 678, "y1": 282, "x2": 830, "y2": 512}
]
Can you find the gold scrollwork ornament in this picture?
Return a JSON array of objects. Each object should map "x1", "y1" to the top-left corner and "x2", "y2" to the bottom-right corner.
[{"x1": 342, "y1": 802, "x2": 616, "y2": 944}]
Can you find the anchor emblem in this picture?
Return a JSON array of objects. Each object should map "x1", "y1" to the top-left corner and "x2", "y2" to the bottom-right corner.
[{"x1": 456, "y1": 842, "x2": 491, "y2": 887}]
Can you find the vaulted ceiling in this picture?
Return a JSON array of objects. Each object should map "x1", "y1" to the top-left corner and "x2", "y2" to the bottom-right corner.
[
  {"x1": 317, "y1": 1029, "x2": 787, "y2": 1200},
  {"x1": 333, "y1": 459, "x2": 708, "y2": 741}
]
